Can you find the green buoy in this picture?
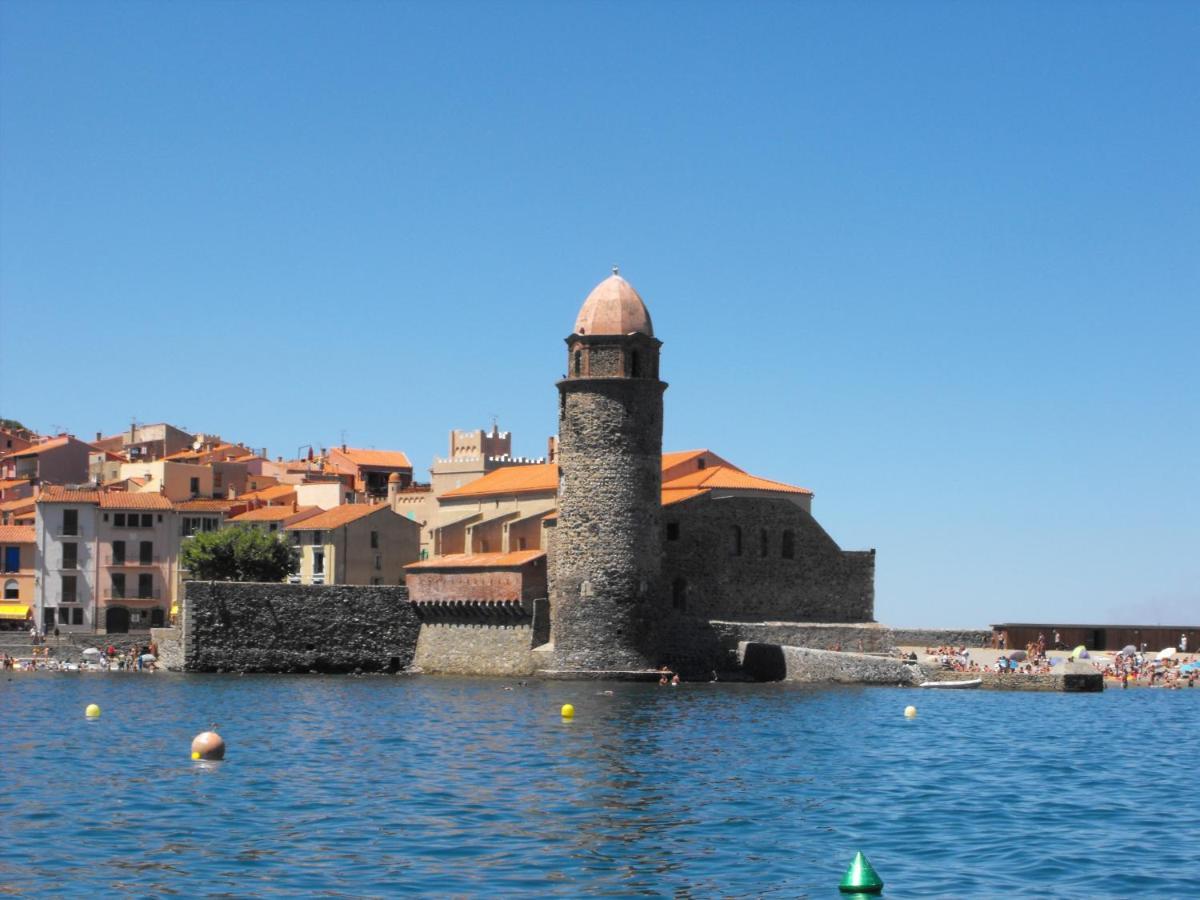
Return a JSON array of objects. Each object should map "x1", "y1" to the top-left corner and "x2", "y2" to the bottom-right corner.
[{"x1": 839, "y1": 851, "x2": 884, "y2": 894}]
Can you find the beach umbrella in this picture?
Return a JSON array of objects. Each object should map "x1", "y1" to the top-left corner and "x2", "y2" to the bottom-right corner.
[
  {"x1": 1119, "y1": 645, "x2": 1137, "y2": 656},
  {"x1": 81, "y1": 647, "x2": 102, "y2": 657},
  {"x1": 1157, "y1": 647, "x2": 1176, "y2": 660},
  {"x1": 1008, "y1": 649, "x2": 1028, "y2": 661},
  {"x1": 1071, "y1": 645, "x2": 1088, "y2": 657}
]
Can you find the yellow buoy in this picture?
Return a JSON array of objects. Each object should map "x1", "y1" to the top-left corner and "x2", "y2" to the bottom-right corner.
[
  {"x1": 85, "y1": 703, "x2": 101, "y2": 719},
  {"x1": 560, "y1": 703, "x2": 575, "y2": 719},
  {"x1": 904, "y1": 705, "x2": 917, "y2": 718},
  {"x1": 191, "y1": 730, "x2": 226, "y2": 760}
]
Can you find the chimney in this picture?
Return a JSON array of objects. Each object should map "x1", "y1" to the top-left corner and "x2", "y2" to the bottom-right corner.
[
  {"x1": 547, "y1": 435, "x2": 558, "y2": 464},
  {"x1": 96, "y1": 432, "x2": 102, "y2": 441}
]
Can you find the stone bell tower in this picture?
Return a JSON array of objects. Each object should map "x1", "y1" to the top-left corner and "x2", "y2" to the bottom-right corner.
[{"x1": 548, "y1": 269, "x2": 667, "y2": 676}]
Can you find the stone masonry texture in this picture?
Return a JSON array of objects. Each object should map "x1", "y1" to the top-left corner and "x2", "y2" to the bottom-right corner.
[
  {"x1": 184, "y1": 581, "x2": 419, "y2": 673},
  {"x1": 551, "y1": 348, "x2": 666, "y2": 672}
]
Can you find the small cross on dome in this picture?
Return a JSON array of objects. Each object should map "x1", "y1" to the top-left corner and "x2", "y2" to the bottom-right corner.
[{"x1": 612, "y1": 265, "x2": 620, "y2": 276}]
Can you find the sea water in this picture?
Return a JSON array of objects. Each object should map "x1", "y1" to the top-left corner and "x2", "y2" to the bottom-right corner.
[{"x1": 1, "y1": 674, "x2": 1195, "y2": 897}]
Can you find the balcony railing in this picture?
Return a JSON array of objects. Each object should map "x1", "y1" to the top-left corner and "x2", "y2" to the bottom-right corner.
[{"x1": 101, "y1": 589, "x2": 163, "y2": 602}]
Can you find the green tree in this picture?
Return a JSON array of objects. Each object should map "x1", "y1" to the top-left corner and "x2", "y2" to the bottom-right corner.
[{"x1": 180, "y1": 527, "x2": 295, "y2": 582}]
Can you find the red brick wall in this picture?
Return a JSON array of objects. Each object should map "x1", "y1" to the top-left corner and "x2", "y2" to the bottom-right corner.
[{"x1": 407, "y1": 562, "x2": 546, "y2": 603}]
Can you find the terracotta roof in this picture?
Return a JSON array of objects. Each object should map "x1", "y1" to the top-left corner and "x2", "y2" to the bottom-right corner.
[
  {"x1": 333, "y1": 448, "x2": 412, "y2": 469},
  {"x1": 240, "y1": 483, "x2": 297, "y2": 503},
  {"x1": 284, "y1": 503, "x2": 390, "y2": 530},
  {"x1": 174, "y1": 499, "x2": 237, "y2": 512},
  {"x1": 660, "y1": 449, "x2": 743, "y2": 473},
  {"x1": 661, "y1": 465, "x2": 812, "y2": 496},
  {"x1": 0, "y1": 498, "x2": 36, "y2": 513},
  {"x1": 661, "y1": 487, "x2": 712, "y2": 506},
  {"x1": 441, "y1": 463, "x2": 558, "y2": 499},
  {"x1": 0, "y1": 525, "x2": 35, "y2": 543},
  {"x1": 0, "y1": 479, "x2": 31, "y2": 491},
  {"x1": 36, "y1": 487, "x2": 102, "y2": 504},
  {"x1": 229, "y1": 505, "x2": 320, "y2": 523},
  {"x1": 99, "y1": 492, "x2": 174, "y2": 510},
  {"x1": 574, "y1": 273, "x2": 654, "y2": 337},
  {"x1": 405, "y1": 550, "x2": 546, "y2": 570},
  {"x1": 3, "y1": 436, "x2": 73, "y2": 458}
]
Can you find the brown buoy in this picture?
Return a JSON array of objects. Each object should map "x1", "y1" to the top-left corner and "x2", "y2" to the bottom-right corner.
[{"x1": 191, "y1": 730, "x2": 226, "y2": 761}]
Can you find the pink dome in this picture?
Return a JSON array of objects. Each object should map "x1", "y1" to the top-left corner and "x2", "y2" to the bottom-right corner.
[{"x1": 573, "y1": 272, "x2": 654, "y2": 337}]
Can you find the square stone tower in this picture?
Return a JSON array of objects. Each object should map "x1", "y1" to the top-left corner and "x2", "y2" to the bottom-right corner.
[{"x1": 548, "y1": 269, "x2": 667, "y2": 677}]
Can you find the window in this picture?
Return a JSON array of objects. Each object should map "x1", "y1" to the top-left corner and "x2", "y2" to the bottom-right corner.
[
  {"x1": 666, "y1": 522, "x2": 680, "y2": 541},
  {"x1": 3, "y1": 579, "x2": 17, "y2": 600},
  {"x1": 61, "y1": 575, "x2": 77, "y2": 603},
  {"x1": 371, "y1": 577, "x2": 381, "y2": 585},
  {"x1": 697, "y1": 457, "x2": 706, "y2": 470},
  {"x1": 374, "y1": 554, "x2": 382, "y2": 571},
  {"x1": 111, "y1": 573, "x2": 126, "y2": 599},
  {"x1": 370, "y1": 530, "x2": 379, "y2": 549},
  {"x1": 62, "y1": 509, "x2": 78, "y2": 536},
  {"x1": 760, "y1": 529, "x2": 769, "y2": 558},
  {"x1": 269, "y1": 524, "x2": 278, "y2": 532},
  {"x1": 672, "y1": 577, "x2": 687, "y2": 611},
  {"x1": 731, "y1": 525, "x2": 743, "y2": 556},
  {"x1": 73, "y1": 607, "x2": 83, "y2": 625},
  {"x1": 141, "y1": 514, "x2": 152, "y2": 528},
  {"x1": 43, "y1": 608, "x2": 54, "y2": 629},
  {"x1": 312, "y1": 531, "x2": 323, "y2": 545},
  {"x1": 782, "y1": 529, "x2": 795, "y2": 559},
  {"x1": 157, "y1": 514, "x2": 163, "y2": 523},
  {"x1": 58, "y1": 607, "x2": 72, "y2": 624},
  {"x1": 112, "y1": 541, "x2": 125, "y2": 565},
  {"x1": 62, "y1": 543, "x2": 78, "y2": 570},
  {"x1": 115, "y1": 513, "x2": 126, "y2": 528},
  {"x1": 138, "y1": 573, "x2": 153, "y2": 599},
  {"x1": 190, "y1": 477, "x2": 200, "y2": 496},
  {"x1": 517, "y1": 537, "x2": 527, "y2": 551},
  {"x1": 139, "y1": 541, "x2": 153, "y2": 565},
  {"x1": 630, "y1": 350, "x2": 641, "y2": 377},
  {"x1": 573, "y1": 349, "x2": 582, "y2": 375},
  {"x1": 3, "y1": 546, "x2": 19, "y2": 572},
  {"x1": 312, "y1": 550, "x2": 324, "y2": 575}
]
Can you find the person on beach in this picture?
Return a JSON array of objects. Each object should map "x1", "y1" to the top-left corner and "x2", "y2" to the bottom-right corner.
[{"x1": 1181, "y1": 634, "x2": 1188, "y2": 653}]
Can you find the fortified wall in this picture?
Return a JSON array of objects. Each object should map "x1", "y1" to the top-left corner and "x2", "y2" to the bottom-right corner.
[{"x1": 183, "y1": 582, "x2": 419, "y2": 673}]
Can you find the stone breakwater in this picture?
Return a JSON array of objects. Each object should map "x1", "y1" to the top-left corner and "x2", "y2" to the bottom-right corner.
[
  {"x1": 184, "y1": 582, "x2": 419, "y2": 673},
  {"x1": 738, "y1": 642, "x2": 923, "y2": 685}
]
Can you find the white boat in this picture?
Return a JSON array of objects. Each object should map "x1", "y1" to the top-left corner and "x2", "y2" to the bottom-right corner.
[{"x1": 918, "y1": 678, "x2": 982, "y2": 689}]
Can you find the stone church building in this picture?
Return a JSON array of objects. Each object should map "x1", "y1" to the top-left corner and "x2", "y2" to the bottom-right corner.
[{"x1": 405, "y1": 272, "x2": 876, "y2": 678}]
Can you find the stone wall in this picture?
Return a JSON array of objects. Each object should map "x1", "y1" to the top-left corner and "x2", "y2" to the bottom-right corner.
[
  {"x1": 150, "y1": 626, "x2": 184, "y2": 671},
  {"x1": 887, "y1": 627, "x2": 993, "y2": 648},
  {"x1": 184, "y1": 581, "x2": 419, "y2": 673},
  {"x1": 551, "y1": 362, "x2": 666, "y2": 672},
  {"x1": 921, "y1": 664, "x2": 1103, "y2": 692},
  {"x1": 738, "y1": 642, "x2": 922, "y2": 685},
  {"x1": 662, "y1": 494, "x2": 875, "y2": 623}
]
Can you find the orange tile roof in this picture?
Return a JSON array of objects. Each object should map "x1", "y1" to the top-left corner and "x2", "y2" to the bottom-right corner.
[
  {"x1": 239, "y1": 483, "x2": 297, "y2": 503},
  {"x1": 441, "y1": 463, "x2": 559, "y2": 499},
  {"x1": 284, "y1": 503, "x2": 390, "y2": 530},
  {"x1": 174, "y1": 499, "x2": 238, "y2": 512},
  {"x1": 229, "y1": 505, "x2": 320, "y2": 523},
  {"x1": 333, "y1": 448, "x2": 412, "y2": 469},
  {"x1": 0, "y1": 478, "x2": 31, "y2": 491},
  {"x1": 0, "y1": 498, "x2": 36, "y2": 513},
  {"x1": 405, "y1": 550, "x2": 546, "y2": 570},
  {"x1": 659, "y1": 449, "x2": 743, "y2": 472},
  {"x1": 99, "y1": 492, "x2": 174, "y2": 510},
  {"x1": 3, "y1": 436, "x2": 73, "y2": 459},
  {"x1": 661, "y1": 465, "x2": 811, "y2": 495},
  {"x1": 661, "y1": 487, "x2": 712, "y2": 506},
  {"x1": 36, "y1": 486, "x2": 102, "y2": 504},
  {"x1": 0, "y1": 525, "x2": 35, "y2": 543}
]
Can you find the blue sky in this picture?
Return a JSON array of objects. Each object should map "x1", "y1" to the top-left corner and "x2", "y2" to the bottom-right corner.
[{"x1": 2, "y1": 1, "x2": 1196, "y2": 626}]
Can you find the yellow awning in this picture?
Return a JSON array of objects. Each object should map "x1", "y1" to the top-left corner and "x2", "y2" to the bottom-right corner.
[
  {"x1": 0, "y1": 603, "x2": 31, "y2": 620},
  {"x1": 170, "y1": 605, "x2": 179, "y2": 615}
]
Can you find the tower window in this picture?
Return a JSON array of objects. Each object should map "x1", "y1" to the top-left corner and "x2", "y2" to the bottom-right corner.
[
  {"x1": 731, "y1": 525, "x2": 742, "y2": 557},
  {"x1": 666, "y1": 522, "x2": 679, "y2": 541},
  {"x1": 573, "y1": 350, "x2": 582, "y2": 376},
  {"x1": 630, "y1": 350, "x2": 641, "y2": 378},
  {"x1": 672, "y1": 577, "x2": 687, "y2": 611},
  {"x1": 782, "y1": 529, "x2": 796, "y2": 559},
  {"x1": 697, "y1": 457, "x2": 706, "y2": 470},
  {"x1": 760, "y1": 529, "x2": 769, "y2": 557}
]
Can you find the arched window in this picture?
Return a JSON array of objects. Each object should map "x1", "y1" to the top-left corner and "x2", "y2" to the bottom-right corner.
[
  {"x1": 630, "y1": 350, "x2": 641, "y2": 377},
  {"x1": 781, "y1": 529, "x2": 795, "y2": 559},
  {"x1": 672, "y1": 577, "x2": 687, "y2": 611},
  {"x1": 760, "y1": 529, "x2": 769, "y2": 557},
  {"x1": 3, "y1": 579, "x2": 17, "y2": 600},
  {"x1": 731, "y1": 525, "x2": 742, "y2": 556},
  {"x1": 573, "y1": 350, "x2": 582, "y2": 376}
]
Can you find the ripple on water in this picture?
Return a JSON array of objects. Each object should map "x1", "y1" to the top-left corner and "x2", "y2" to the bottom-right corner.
[{"x1": 0, "y1": 674, "x2": 1196, "y2": 896}]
